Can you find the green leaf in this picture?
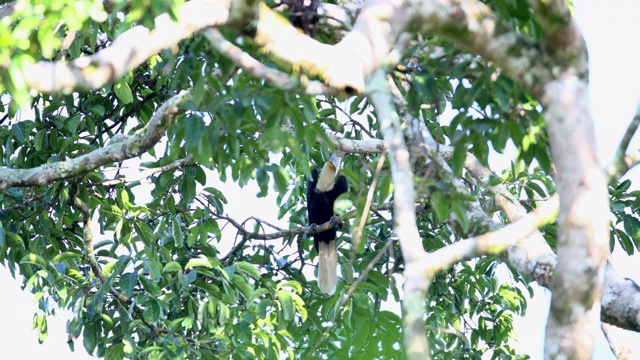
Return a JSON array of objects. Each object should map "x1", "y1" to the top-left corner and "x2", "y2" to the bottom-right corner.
[
  {"x1": 114, "y1": 80, "x2": 133, "y2": 104},
  {"x1": 231, "y1": 274, "x2": 254, "y2": 299},
  {"x1": 32, "y1": 313, "x2": 48, "y2": 343},
  {"x1": 623, "y1": 216, "x2": 640, "y2": 250},
  {"x1": 185, "y1": 257, "x2": 213, "y2": 270},
  {"x1": 234, "y1": 261, "x2": 260, "y2": 279},
  {"x1": 172, "y1": 218, "x2": 183, "y2": 247},
  {"x1": 278, "y1": 290, "x2": 295, "y2": 321},
  {"x1": 334, "y1": 198, "x2": 353, "y2": 216},
  {"x1": 105, "y1": 342, "x2": 125, "y2": 360},
  {"x1": 526, "y1": 181, "x2": 547, "y2": 198},
  {"x1": 218, "y1": 301, "x2": 230, "y2": 324},
  {"x1": 290, "y1": 292, "x2": 307, "y2": 322},
  {"x1": 134, "y1": 221, "x2": 155, "y2": 246},
  {"x1": 616, "y1": 228, "x2": 634, "y2": 256},
  {"x1": 163, "y1": 261, "x2": 182, "y2": 274},
  {"x1": 143, "y1": 299, "x2": 160, "y2": 323},
  {"x1": 271, "y1": 166, "x2": 290, "y2": 194},
  {"x1": 52, "y1": 251, "x2": 82, "y2": 263},
  {"x1": 617, "y1": 179, "x2": 632, "y2": 192},
  {"x1": 276, "y1": 280, "x2": 302, "y2": 294},
  {"x1": 144, "y1": 259, "x2": 163, "y2": 281},
  {"x1": 20, "y1": 253, "x2": 47, "y2": 268},
  {"x1": 194, "y1": 280, "x2": 222, "y2": 298},
  {"x1": 11, "y1": 121, "x2": 31, "y2": 143},
  {"x1": 367, "y1": 271, "x2": 390, "y2": 292},
  {"x1": 83, "y1": 322, "x2": 99, "y2": 354},
  {"x1": 179, "y1": 176, "x2": 196, "y2": 206},
  {"x1": 120, "y1": 271, "x2": 138, "y2": 298},
  {"x1": 450, "y1": 144, "x2": 467, "y2": 176}
]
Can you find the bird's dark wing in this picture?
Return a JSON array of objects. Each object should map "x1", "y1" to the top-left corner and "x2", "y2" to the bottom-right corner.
[
  {"x1": 333, "y1": 175, "x2": 348, "y2": 198},
  {"x1": 307, "y1": 169, "x2": 319, "y2": 222},
  {"x1": 307, "y1": 169, "x2": 319, "y2": 199}
]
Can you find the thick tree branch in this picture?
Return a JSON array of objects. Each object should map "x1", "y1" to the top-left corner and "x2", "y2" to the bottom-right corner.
[
  {"x1": 368, "y1": 70, "x2": 428, "y2": 360},
  {"x1": 410, "y1": 0, "x2": 554, "y2": 98},
  {"x1": 0, "y1": 91, "x2": 190, "y2": 188},
  {"x1": 437, "y1": 145, "x2": 558, "y2": 287},
  {"x1": 326, "y1": 128, "x2": 640, "y2": 332},
  {"x1": 528, "y1": 0, "x2": 579, "y2": 48},
  {"x1": 202, "y1": 28, "x2": 334, "y2": 95},
  {"x1": 543, "y1": 78, "x2": 609, "y2": 359},
  {"x1": 20, "y1": 0, "x2": 558, "y2": 101},
  {"x1": 602, "y1": 265, "x2": 640, "y2": 332},
  {"x1": 23, "y1": 0, "x2": 232, "y2": 93},
  {"x1": 421, "y1": 194, "x2": 559, "y2": 274}
]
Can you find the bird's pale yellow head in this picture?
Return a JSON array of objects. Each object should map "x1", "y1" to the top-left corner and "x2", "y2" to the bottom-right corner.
[{"x1": 316, "y1": 153, "x2": 342, "y2": 192}]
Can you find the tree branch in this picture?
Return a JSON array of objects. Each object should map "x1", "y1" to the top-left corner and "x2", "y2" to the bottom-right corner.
[
  {"x1": 438, "y1": 144, "x2": 558, "y2": 287},
  {"x1": 368, "y1": 70, "x2": 429, "y2": 360},
  {"x1": 216, "y1": 213, "x2": 343, "y2": 242},
  {"x1": 98, "y1": 154, "x2": 194, "y2": 186},
  {"x1": 324, "y1": 124, "x2": 640, "y2": 333},
  {"x1": 68, "y1": 181, "x2": 166, "y2": 336},
  {"x1": 20, "y1": 0, "x2": 557, "y2": 101},
  {"x1": 202, "y1": 28, "x2": 334, "y2": 95},
  {"x1": 527, "y1": 0, "x2": 578, "y2": 48},
  {"x1": 542, "y1": 70, "x2": 609, "y2": 360},
  {"x1": 0, "y1": 91, "x2": 190, "y2": 188},
  {"x1": 422, "y1": 195, "x2": 559, "y2": 274},
  {"x1": 605, "y1": 98, "x2": 640, "y2": 184},
  {"x1": 22, "y1": 0, "x2": 232, "y2": 93},
  {"x1": 218, "y1": 213, "x2": 344, "y2": 262}
]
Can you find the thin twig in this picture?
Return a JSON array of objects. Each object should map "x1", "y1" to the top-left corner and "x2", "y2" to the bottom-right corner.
[
  {"x1": 97, "y1": 154, "x2": 194, "y2": 186},
  {"x1": 68, "y1": 180, "x2": 167, "y2": 336},
  {"x1": 605, "y1": 99, "x2": 640, "y2": 184},
  {"x1": 351, "y1": 153, "x2": 386, "y2": 264}
]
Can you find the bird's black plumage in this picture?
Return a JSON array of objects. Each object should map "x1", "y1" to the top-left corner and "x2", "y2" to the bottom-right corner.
[{"x1": 307, "y1": 168, "x2": 348, "y2": 251}]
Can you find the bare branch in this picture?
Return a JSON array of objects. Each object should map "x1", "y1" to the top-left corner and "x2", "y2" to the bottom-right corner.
[
  {"x1": 23, "y1": 0, "x2": 231, "y2": 93},
  {"x1": 98, "y1": 154, "x2": 194, "y2": 186},
  {"x1": 368, "y1": 70, "x2": 428, "y2": 360},
  {"x1": 543, "y1": 74, "x2": 609, "y2": 360},
  {"x1": 422, "y1": 195, "x2": 559, "y2": 274},
  {"x1": 605, "y1": 99, "x2": 640, "y2": 183},
  {"x1": 602, "y1": 264, "x2": 640, "y2": 332},
  {"x1": 602, "y1": 322, "x2": 640, "y2": 358},
  {"x1": 0, "y1": 91, "x2": 190, "y2": 188},
  {"x1": 527, "y1": 0, "x2": 579, "y2": 48},
  {"x1": 19, "y1": 0, "x2": 556, "y2": 100},
  {"x1": 351, "y1": 153, "x2": 386, "y2": 263},
  {"x1": 202, "y1": 28, "x2": 334, "y2": 96},
  {"x1": 218, "y1": 214, "x2": 343, "y2": 262},
  {"x1": 217, "y1": 213, "x2": 342, "y2": 242},
  {"x1": 325, "y1": 124, "x2": 640, "y2": 332},
  {"x1": 438, "y1": 144, "x2": 558, "y2": 287}
]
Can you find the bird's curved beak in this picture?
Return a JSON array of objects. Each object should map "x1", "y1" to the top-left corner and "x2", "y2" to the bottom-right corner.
[{"x1": 328, "y1": 153, "x2": 341, "y2": 172}]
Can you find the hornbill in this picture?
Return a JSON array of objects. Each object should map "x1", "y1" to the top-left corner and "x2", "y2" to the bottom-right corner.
[{"x1": 307, "y1": 153, "x2": 347, "y2": 295}]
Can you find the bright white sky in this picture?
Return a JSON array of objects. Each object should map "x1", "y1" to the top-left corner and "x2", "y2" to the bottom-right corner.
[{"x1": 2, "y1": 1, "x2": 640, "y2": 358}]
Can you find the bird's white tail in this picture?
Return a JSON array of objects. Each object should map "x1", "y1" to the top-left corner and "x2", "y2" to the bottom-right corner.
[{"x1": 318, "y1": 241, "x2": 337, "y2": 295}]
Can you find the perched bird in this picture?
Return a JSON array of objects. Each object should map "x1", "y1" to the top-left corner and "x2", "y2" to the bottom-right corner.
[{"x1": 307, "y1": 153, "x2": 347, "y2": 295}]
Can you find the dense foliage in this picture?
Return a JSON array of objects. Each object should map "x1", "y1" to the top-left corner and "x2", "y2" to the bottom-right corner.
[{"x1": 0, "y1": 0, "x2": 638, "y2": 359}]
